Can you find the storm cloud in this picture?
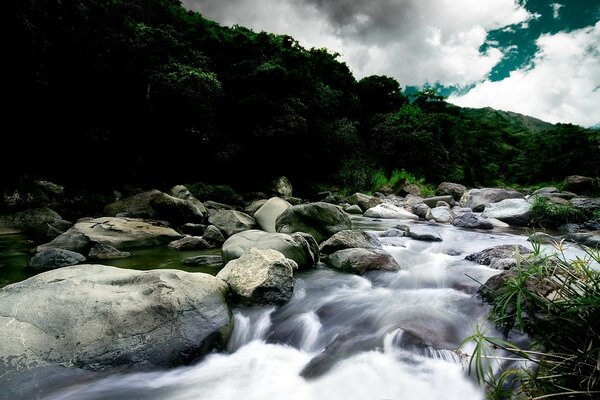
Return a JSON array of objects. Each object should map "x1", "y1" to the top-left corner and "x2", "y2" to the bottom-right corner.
[{"x1": 183, "y1": 0, "x2": 599, "y2": 127}]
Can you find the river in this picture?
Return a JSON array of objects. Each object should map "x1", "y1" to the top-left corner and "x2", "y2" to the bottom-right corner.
[{"x1": 2, "y1": 216, "x2": 593, "y2": 400}]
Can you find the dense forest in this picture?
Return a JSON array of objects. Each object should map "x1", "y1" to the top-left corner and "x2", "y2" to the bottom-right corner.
[{"x1": 3, "y1": 0, "x2": 599, "y2": 196}]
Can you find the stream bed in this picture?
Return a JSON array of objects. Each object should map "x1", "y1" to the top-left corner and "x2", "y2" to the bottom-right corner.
[{"x1": 1, "y1": 216, "x2": 593, "y2": 400}]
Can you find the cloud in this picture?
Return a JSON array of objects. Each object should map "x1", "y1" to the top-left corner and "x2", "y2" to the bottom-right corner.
[
  {"x1": 448, "y1": 21, "x2": 600, "y2": 128},
  {"x1": 183, "y1": 0, "x2": 532, "y2": 86},
  {"x1": 551, "y1": 3, "x2": 564, "y2": 19}
]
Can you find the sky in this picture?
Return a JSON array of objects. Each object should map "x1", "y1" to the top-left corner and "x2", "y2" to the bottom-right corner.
[{"x1": 182, "y1": 0, "x2": 600, "y2": 128}]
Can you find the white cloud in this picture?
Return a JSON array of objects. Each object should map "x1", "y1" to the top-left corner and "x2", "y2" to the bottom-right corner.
[
  {"x1": 183, "y1": 0, "x2": 532, "y2": 86},
  {"x1": 551, "y1": 3, "x2": 564, "y2": 19},
  {"x1": 448, "y1": 22, "x2": 600, "y2": 128}
]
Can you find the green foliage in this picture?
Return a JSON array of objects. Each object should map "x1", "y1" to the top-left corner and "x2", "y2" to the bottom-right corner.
[
  {"x1": 462, "y1": 244, "x2": 600, "y2": 399},
  {"x1": 530, "y1": 196, "x2": 588, "y2": 228},
  {"x1": 337, "y1": 159, "x2": 375, "y2": 194},
  {"x1": 4, "y1": 0, "x2": 599, "y2": 190}
]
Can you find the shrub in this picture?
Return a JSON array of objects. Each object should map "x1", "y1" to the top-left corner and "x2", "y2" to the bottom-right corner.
[
  {"x1": 530, "y1": 196, "x2": 587, "y2": 228},
  {"x1": 461, "y1": 242, "x2": 600, "y2": 399}
]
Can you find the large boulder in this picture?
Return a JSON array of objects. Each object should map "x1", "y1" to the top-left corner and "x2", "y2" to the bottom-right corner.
[
  {"x1": 465, "y1": 244, "x2": 532, "y2": 265},
  {"x1": 452, "y1": 213, "x2": 494, "y2": 230},
  {"x1": 460, "y1": 188, "x2": 524, "y2": 212},
  {"x1": 149, "y1": 192, "x2": 205, "y2": 224},
  {"x1": 0, "y1": 265, "x2": 232, "y2": 377},
  {"x1": 103, "y1": 190, "x2": 161, "y2": 218},
  {"x1": 253, "y1": 197, "x2": 292, "y2": 233},
  {"x1": 169, "y1": 185, "x2": 209, "y2": 216},
  {"x1": 168, "y1": 236, "x2": 214, "y2": 250},
  {"x1": 563, "y1": 175, "x2": 596, "y2": 194},
  {"x1": 363, "y1": 203, "x2": 419, "y2": 220},
  {"x1": 436, "y1": 182, "x2": 467, "y2": 201},
  {"x1": 326, "y1": 248, "x2": 401, "y2": 274},
  {"x1": 271, "y1": 176, "x2": 294, "y2": 197},
  {"x1": 28, "y1": 248, "x2": 86, "y2": 270},
  {"x1": 347, "y1": 193, "x2": 382, "y2": 212},
  {"x1": 481, "y1": 198, "x2": 532, "y2": 226},
  {"x1": 422, "y1": 196, "x2": 454, "y2": 208},
  {"x1": 221, "y1": 229, "x2": 318, "y2": 270},
  {"x1": 0, "y1": 207, "x2": 72, "y2": 239},
  {"x1": 216, "y1": 248, "x2": 296, "y2": 305},
  {"x1": 208, "y1": 210, "x2": 257, "y2": 237},
  {"x1": 36, "y1": 217, "x2": 182, "y2": 253},
  {"x1": 425, "y1": 207, "x2": 455, "y2": 223},
  {"x1": 319, "y1": 230, "x2": 381, "y2": 256},
  {"x1": 275, "y1": 202, "x2": 352, "y2": 244}
]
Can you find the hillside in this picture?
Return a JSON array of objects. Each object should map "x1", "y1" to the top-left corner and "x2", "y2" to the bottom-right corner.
[{"x1": 3, "y1": 0, "x2": 599, "y2": 194}]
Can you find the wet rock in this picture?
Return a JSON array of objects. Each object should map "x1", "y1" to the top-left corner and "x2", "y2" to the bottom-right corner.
[
  {"x1": 465, "y1": 244, "x2": 532, "y2": 265},
  {"x1": 28, "y1": 248, "x2": 86, "y2": 270},
  {"x1": 88, "y1": 244, "x2": 131, "y2": 259}
]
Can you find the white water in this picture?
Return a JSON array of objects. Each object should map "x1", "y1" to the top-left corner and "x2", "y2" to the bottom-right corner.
[{"x1": 43, "y1": 217, "x2": 596, "y2": 400}]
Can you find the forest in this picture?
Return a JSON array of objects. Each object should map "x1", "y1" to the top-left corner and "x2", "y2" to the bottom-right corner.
[{"x1": 3, "y1": 0, "x2": 599, "y2": 196}]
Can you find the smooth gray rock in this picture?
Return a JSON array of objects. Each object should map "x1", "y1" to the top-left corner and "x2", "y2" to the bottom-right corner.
[
  {"x1": 452, "y1": 212, "x2": 494, "y2": 230},
  {"x1": 222, "y1": 229, "x2": 317, "y2": 270},
  {"x1": 276, "y1": 202, "x2": 352, "y2": 243},
  {"x1": 422, "y1": 196, "x2": 454, "y2": 208},
  {"x1": 426, "y1": 207, "x2": 455, "y2": 223},
  {"x1": 319, "y1": 230, "x2": 381, "y2": 255},
  {"x1": 203, "y1": 224, "x2": 226, "y2": 245},
  {"x1": 460, "y1": 188, "x2": 524, "y2": 212},
  {"x1": 88, "y1": 244, "x2": 131, "y2": 259},
  {"x1": 37, "y1": 217, "x2": 182, "y2": 253},
  {"x1": 0, "y1": 265, "x2": 232, "y2": 374},
  {"x1": 344, "y1": 204, "x2": 363, "y2": 215},
  {"x1": 168, "y1": 236, "x2": 213, "y2": 250},
  {"x1": 169, "y1": 185, "x2": 209, "y2": 216},
  {"x1": 217, "y1": 248, "x2": 296, "y2": 305},
  {"x1": 104, "y1": 190, "x2": 161, "y2": 218},
  {"x1": 436, "y1": 182, "x2": 467, "y2": 201},
  {"x1": 364, "y1": 203, "x2": 419, "y2": 220},
  {"x1": 326, "y1": 248, "x2": 401, "y2": 274},
  {"x1": 254, "y1": 197, "x2": 292, "y2": 233},
  {"x1": 208, "y1": 210, "x2": 256, "y2": 237},
  {"x1": 149, "y1": 192, "x2": 205, "y2": 224},
  {"x1": 347, "y1": 193, "x2": 382, "y2": 212},
  {"x1": 0, "y1": 207, "x2": 72, "y2": 239},
  {"x1": 28, "y1": 248, "x2": 86, "y2": 270},
  {"x1": 481, "y1": 198, "x2": 532, "y2": 226},
  {"x1": 465, "y1": 244, "x2": 532, "y2": 265},
  {"x1": 563, "y1": 232, "x2": 600, "y2": 248},
  {"x1": 271, "y1": 176, "x2": 293, "y2": 197}
]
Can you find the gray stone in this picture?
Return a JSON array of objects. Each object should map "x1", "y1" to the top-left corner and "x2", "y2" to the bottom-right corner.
[
  {"x1": 168, "y1": 236, "x2": 213, "y2": 250},
  {"x1": 88, "y1": 244, "x2": 131, "y2": 259},
  {"x1": 37, "y1": 217, "x2": 182, "y2": 252},
  {"x1": 222, "y1": 229, "x2": 317, "y2": 270},
  {"x1": 347, "y1": 193, "x2": 382, "y2": 212},
  {"x1": 276, "y1": 202, "x2": 352, "y2": 243},
  {"x1": 452, "y1": 213, "x2": 494, "y2": 230},
  {"x1": 344, "y1": 204, "x2": 363, "y2": 214},
  {"x1": 436, "y1": 182, "x2": 467, "y2": 201},
  {"x1": 460, "y1": 188, "x2": 524, "y2": 212},
  {"x1": 481, "y1": 198, "x2": 532, "y2": 226},
  {"x1": 0, "y1": 265, "x2": 232, "y2": 373},
  {"x1": 169, "y1": 185, "x2": 209, "y2": 216},
  {"x1": 271, "y1": 176, "x2": 294, "y2": 197},
  {"x1": 563, "y1": 232, "x2": 600, "y2": 248},
  {"x1": 28, "y1": 248, "x2": 86, "y2": 270},
  {"x1": 563, "y1": 175, "x2": 596, "y2": 194},
  {"x1": 425, "y1": 207, "x2": 455, "y2": 223},
  {"x1": 465, "y1": 244, "x2": 532, "y2": 265},
  {"x1": 364, "y1": 203, "x2": 419, "y2": 220},
  {"x1": 217, "y1": 248, "x2": 296, "y2": 305},
  {"x1": 326, "y1": 248, "x2": 401, "y2": 274},
  {"x1": 208, "y1": 210, "x2": 256, "y2": 237},
  {"x1": 422, "y1": 196, "x2": 455, "y2": 208},
  {"x1": 0, "y1": 207, "x2": 72, "y2": 240},
  {"x1": 254, "y1": 197, "x2": 292, "y2": 233},
  {"x1": 203, "y1": 225, "x2": 226, "y2": 245},
  {"x1": 319, "y1": 230, "x2": 381, "y2": 255}
]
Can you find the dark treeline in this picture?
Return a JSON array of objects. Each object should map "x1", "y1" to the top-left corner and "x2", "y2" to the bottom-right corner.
[{"x1": 3, "y1": 0, "x2": 599, "y2": 195}]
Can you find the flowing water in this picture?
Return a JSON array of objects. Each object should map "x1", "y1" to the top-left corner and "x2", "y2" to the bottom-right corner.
[{"x1": 3, "y1": 216, "x2": 596, "y2": 400}]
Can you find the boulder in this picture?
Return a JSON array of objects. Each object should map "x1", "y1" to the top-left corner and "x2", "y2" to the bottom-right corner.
[
  {"x1": 275, "y1": 202, "x2": 352, "y2": 243},
  {"x1": 563, "y1": 175, "x2": 596, "y2": 194},
  {"x1": 425, "y1": 207, "x2": 455, "y2": 223},
  {"x1": 436, "y1": 182, "x2": 467, "y2": 201},
  {"x1": 563, "y1": 232, "x2": 600, "y2": 248},
  {"x1": 347, "y1": 193, "x2": 382, "y2": 212},
  {"x1": 37, "y1": 217, "x2": 182, "y2": 253},
  {"x1": 216, "y1": 248, "x2": 296, "y2": 305},
  {"x1": 452, "y1": 212, "x2": 494, "y2": 230},
  {"x1": 460, "y1": 188, "x2": 524, "y2": 212},
  {"x1": 169, "y1": 185, "x2": 209, "y2": 216},
  {"x1": 271, "y1": 176, "x2": 293, "y2": 197},
  {"x1": 149, "y1": 192, "x2": 205, "y2": 224},
  {"x1": 28, "y1": 248, "x2": 85, "y2": 270},
  {"x1": 344, "y1": 204, "x2": 363, "y2": 215},
  {"x1": 319, "y1": 230, "x2": 381, "y2": 255},
  {"x1": 221, "y1": 230, "x2": 317, "y2": 270},
  {"x1": 481, "y1": 198, "x2": 532, "y2": 226},
  {"x1": 202, "y1": 225, "x2": 226, "y2": 245},
  {"x1": 88, "y1": 244, "x2": 131, "y2": 259},
  {"x1": 168, "y1": 236, "x2": 214, "y2": 250},
  {"x1": 0, "y1": 207, "x2": 72, "y2": 240},
  {"x1": 465, "y1": 244, "x2": 532, "y2": 265},
  {"x1": 570, "y1": 197, "x2": 600, "y2": 212},
  {"x1": 103, "y1": 190, "x2": 161, "y2": 218},
  {"x1": 363, "y1": 203, "x2": 419, "y2": 220},
  {"x1": 326, "y1": 248, "x2": 401, "y2": 274},
  {"x1": 422, "y1": 196, "x2": 455, "y2": 208},
  {"x1": 208, "y1": 210, "x2": 257, "y2": 237},
  {"x1": 0, "y1": 265, "x2": 232, "y2": 375},
  {"x1": 253, "y1": 197, "x2": 292, "y2": 233}
]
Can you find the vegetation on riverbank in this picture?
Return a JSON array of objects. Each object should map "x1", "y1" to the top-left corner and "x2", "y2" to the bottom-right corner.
[
  {"x1": 4, "y1": 0, "x2": 599, "y2": 195},
  {"x1": 463, "y1": 241, "x2": 600, "y2": 399}
]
